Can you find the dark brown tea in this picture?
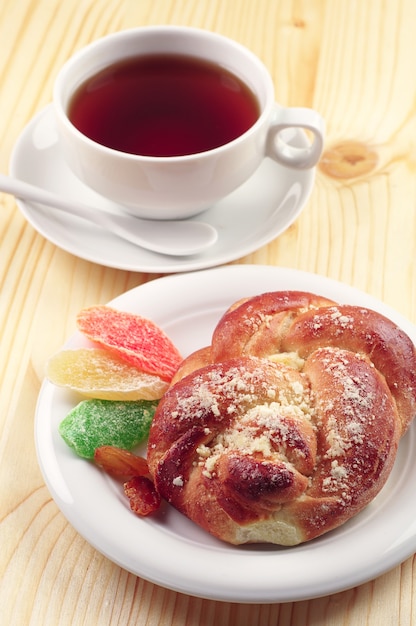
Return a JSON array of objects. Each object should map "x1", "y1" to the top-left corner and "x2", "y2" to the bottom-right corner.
[{"x1": 68, "y1": 54, "x2": 260, "y2": 157}]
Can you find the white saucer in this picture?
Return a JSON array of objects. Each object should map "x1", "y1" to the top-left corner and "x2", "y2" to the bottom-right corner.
[
  {"x1": 35, "y1": 266, "x2": 416, "y2": 603},
  {"x1": 10, "y1": 106, "x2": 315, "y2": 273}
]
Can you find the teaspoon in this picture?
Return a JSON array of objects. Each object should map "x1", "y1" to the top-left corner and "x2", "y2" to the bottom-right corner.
[{"x1": 0, "y1": 174, "x2": 218, "y2": 256}]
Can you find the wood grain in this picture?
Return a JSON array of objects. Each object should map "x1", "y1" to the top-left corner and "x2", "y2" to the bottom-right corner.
[{"x1": 1, "y1": 0, "x2": 416, "y2": 624}]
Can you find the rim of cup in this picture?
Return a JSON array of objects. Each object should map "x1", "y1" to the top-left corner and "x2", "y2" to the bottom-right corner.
[{"x1": 53, "y1": 25, "x2": 276, "y2": 163}]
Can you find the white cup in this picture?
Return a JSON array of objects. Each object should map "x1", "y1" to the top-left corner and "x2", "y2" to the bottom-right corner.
[{"x1": 53, "y1": 26, "x2": 325, "y2": 220}]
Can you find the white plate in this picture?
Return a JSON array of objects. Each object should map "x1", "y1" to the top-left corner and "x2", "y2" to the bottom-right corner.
[
  {"x1": 10, "y1": 105, "x2": 315, "y2": 273},
  {"x1": 35, "y1": 266, "x2": 416, "y2": 603}
]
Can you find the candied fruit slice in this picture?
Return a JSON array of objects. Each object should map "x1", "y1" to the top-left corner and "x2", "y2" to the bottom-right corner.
[
  {"x1": 46, "y1": 348, "x2": 168, "y2": 400},
  {"x1": 76, "y1": 305, "x2": 182, "y2": 382},
  {"x1": 59, "y1": 398, "x2": 158, "y2": 459},
  {"x1": 94, "y1": 446, "x2": 149, "y2": 478},
  {"x1": 124, "y1": 476, "x2": 161, "y2": 516}
]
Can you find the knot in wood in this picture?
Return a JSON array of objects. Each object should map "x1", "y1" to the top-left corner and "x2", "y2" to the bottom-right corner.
[{"x1": 319, "y1": 141, "x2": 378, "y2": 179}]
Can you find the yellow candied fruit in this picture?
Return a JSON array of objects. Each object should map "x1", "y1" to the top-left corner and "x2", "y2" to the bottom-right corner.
[{"x1": 46, "y1": 347, "x2": 169, "y2": 400}]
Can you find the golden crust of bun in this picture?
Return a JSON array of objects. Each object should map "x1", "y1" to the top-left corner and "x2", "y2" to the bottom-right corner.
[{"x1": 147, "y1": 291, "x2": 416, "y2": 545}]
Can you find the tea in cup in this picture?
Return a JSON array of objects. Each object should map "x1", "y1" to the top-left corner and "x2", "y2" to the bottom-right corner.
[{"x1": 53, "y1": 26, "x2": 325, "y2": 219}]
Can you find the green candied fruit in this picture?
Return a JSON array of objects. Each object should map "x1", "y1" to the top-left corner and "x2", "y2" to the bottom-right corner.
[{"x1": 59, "y1": 398, "x2": 158, "y2": 459}]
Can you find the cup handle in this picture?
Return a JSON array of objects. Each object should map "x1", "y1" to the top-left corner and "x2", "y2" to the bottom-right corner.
[{"x1": 266, "y1": 107, "x2": 325, "y2": 169}]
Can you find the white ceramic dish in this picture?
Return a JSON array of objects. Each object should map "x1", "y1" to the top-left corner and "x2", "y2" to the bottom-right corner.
[
  {"x1": 10, "y1": 106, "x2": 315, "y2": 273},
  {"x1": 35, "y1": 266, "x2": 416, "y2": 603}
]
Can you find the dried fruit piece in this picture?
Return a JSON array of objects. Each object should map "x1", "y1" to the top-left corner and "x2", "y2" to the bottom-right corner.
[
  {"x1": 76, "y1": 305, "x2": 182, "y2": 382},
  {"x1": 59, "y1": 398, "x2": 158, "y2": 459},
  {"x1": 94, "y1": 446, "x2": 149, "y2": 478},
  {"x1": 124, "y1": 475, "x2": 161, "y2": 516},
  {"x1": 47, "y1": 348, "x2": 168, "y2": 400}
]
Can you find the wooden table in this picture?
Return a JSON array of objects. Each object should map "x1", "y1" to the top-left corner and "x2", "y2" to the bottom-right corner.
[{"x1": 1, "y1": 1, "x2": 416, "y2": 624}]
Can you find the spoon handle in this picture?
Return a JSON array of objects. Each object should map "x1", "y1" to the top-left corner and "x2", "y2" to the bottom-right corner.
[{"x1": 0, "y1": 173, "x2": 112, "y2": 229}]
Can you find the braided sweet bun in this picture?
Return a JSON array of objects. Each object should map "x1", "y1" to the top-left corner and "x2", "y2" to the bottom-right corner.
[{"x1": 147, "y1": 291, "x2": 416, "y2": 545}]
